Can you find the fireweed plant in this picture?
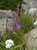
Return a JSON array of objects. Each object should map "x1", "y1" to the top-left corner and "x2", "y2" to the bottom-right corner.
[{"x1": 0, "y1": 12, "x2": 37, "y2": 50}]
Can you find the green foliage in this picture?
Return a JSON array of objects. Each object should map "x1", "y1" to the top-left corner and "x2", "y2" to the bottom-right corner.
[
  {"x1": 0, "y1": 12, "x2": 37, "y2": 50},
  {"x1": 0, "y1": 0, "x2": 23, "y2": 10},
  {"x1": 19, "y1": 12, "x2": 35, "y2": 33},
  {"x1": 0, "y1": 29, "x2": 25, "y2": 50}
]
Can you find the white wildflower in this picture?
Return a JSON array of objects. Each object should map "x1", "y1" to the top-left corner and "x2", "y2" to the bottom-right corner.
[
  {"x1": 5, "y1": 44, "x2": 12, "y2": 48},
  {"x1": 5, "y1": 39, "x2": 14, "y2": 48},
  {"x1": 34, "y1": 21, "x2": 37, "y2": 25}
]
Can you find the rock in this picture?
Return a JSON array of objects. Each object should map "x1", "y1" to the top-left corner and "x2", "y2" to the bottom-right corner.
[
  {"x1": 0, "y1": 18, "x2": 6, "y2": 35},
  {"x1": 0, "y1": 10, "x2": 14, "y2": 34},
  {"x1": 7, "y1": 18, "x2": 13, "y2": 30},
  {"x1": 28, "y1": 8, "x2": 37, "y2": 21},
  {"x1": 24, "y1": 28, "x2": 37, "y2": 50},
  {"x1": 0, "y1": 10, "x2": 19, "y2": 34},
  {"x1": 28, "y1": 8, "x2": 37, "y2": 15},
  {"x1": 21, "y1": 0, "x2": 37, "y2": 11},
  {"x1": 23, "y1": 0, "x2": 37, "y2": 8},
  {"x1": 0, "y1": 10, "x2": 5, "y2": 18},
  {"x1": 21, "y1": 4, "x2": 30, "y2": 11}
]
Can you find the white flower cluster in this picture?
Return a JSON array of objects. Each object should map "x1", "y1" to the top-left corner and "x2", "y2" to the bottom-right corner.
[
  {"x1": 34, "y1": 21, "x2": 37, "y2": 25},
  {"x1": 5, "y1": 39, "x2": 14, "y2": 48}
]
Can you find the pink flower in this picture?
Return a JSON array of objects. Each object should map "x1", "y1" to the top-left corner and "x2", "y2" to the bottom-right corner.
[{"x1": 16, "y1": 23, "x2": 21, "y2": 29}]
